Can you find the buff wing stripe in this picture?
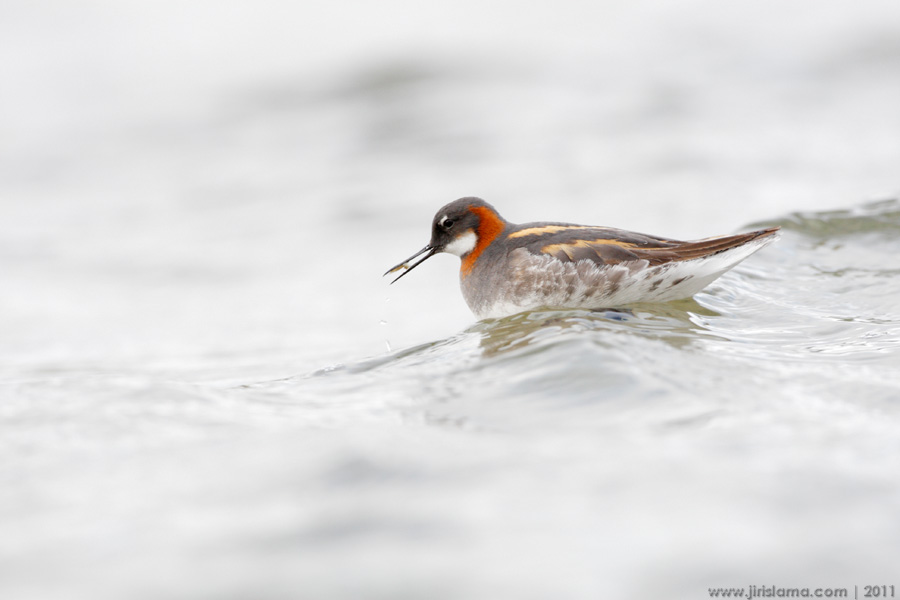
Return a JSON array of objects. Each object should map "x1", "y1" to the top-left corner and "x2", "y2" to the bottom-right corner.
[
  {"x1": 508, "y1": 225, "x2": 596, "y2": 238},
  {"x1": 538, "y1": 227, "x2": 780, "y2": 266}
]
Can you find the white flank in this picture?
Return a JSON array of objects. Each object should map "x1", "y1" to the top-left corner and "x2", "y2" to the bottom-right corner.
[{"x1": 444, "y1": 229, "x2": 478, "y2": 257}]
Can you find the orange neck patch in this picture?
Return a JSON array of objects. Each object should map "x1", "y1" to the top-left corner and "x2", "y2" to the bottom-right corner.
[{"x1": 461, "y1": 205, "x2": 505, "y2": 277}]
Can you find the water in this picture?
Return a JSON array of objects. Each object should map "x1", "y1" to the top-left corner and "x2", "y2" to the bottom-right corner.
[{"x1": 3, "y1": 2, "x2": 900, "y2": 599}]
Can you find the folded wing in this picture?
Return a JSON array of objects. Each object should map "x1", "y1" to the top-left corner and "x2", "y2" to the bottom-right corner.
[{"x1": 527, "y1": 227, "x2": 781, "y2": 267}]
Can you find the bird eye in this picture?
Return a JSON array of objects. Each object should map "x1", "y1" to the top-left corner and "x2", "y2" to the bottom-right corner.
[{"x1": 443, "y1": 219, "x2": 455, "y2": 229}]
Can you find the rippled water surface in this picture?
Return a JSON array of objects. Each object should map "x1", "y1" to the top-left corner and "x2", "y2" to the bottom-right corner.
[{"x1": 3, "y1": 2, "x2": 900, "y2": 599}]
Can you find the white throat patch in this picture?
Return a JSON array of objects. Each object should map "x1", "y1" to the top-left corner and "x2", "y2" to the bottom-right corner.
[{"x1": 444, "y1": 229, "x2": 477, "y2": 257}]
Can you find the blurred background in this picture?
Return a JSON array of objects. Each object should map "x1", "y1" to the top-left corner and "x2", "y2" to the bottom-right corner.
[{"x1": 2, "y1": 1, "x2": 900, "y2": 599}]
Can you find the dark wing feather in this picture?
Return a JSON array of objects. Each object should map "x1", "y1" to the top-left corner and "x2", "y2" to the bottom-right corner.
[{"x1": 524, "y1": 226, "x2": 780, "y2": 267}]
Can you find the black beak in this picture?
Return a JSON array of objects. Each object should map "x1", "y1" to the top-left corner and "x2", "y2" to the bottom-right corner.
[{"x1": 384, "y1": 245, "x2": 439, "y2": 284}]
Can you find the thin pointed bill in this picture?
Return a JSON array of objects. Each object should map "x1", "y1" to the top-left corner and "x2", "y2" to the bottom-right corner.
[{"x1": 384, "y1": 245, "x2": 438, "y2": 284}]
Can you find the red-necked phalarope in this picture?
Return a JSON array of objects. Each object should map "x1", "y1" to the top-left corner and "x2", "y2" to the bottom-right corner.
[{"x1": 386, "y1": 197, "x2": 780, "y2": 319}]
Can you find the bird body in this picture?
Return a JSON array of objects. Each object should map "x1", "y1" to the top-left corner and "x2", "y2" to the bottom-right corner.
[{"x1": 387, "y1": 198, "x2": 779, "y2": 320}]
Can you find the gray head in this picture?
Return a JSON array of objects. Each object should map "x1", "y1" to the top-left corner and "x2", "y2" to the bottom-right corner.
[{"x1": 385, "y1": 197, "x2": 506, "y2": 283}]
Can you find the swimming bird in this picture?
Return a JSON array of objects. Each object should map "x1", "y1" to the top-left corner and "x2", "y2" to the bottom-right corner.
[{"x1": 386, "y1": 197, "x2": 779, "y2": 320}]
